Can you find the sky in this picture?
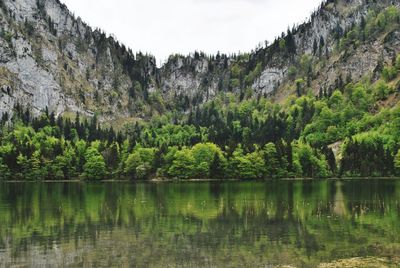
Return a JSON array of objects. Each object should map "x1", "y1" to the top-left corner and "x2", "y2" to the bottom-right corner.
[{"x1": 59, "y1": 0, "x2": 322, "y2": 64}]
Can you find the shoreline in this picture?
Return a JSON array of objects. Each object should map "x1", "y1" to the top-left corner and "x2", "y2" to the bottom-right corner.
[{"x1": 1, "y1": 176, "x2": 399, "y2": 183}]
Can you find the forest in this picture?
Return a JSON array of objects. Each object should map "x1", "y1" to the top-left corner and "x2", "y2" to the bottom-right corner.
[
  {"x1": 0, "y1": 5, "x2": 400, "y2": 181},
  {"x1": 0, "y1": 69, "x2": 399, "y2": 180}
]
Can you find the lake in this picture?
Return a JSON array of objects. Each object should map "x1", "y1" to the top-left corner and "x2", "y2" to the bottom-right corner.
[{"x1": 0, "y1": 179, "x2": 399, "y2": 267}]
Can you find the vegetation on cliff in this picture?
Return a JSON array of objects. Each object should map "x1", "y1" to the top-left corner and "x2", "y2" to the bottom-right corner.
[
  {"x1": 1, "y1": 54, "x2": 399, "y2": 180},
  {"x1": 0, "y1": 3, "x2": 400, "y2": 180}
]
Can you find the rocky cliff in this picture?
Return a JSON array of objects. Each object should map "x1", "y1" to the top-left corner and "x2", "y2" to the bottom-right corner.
[{"x1": 0, "y1": 0, "x2": 399, "y2": 123}]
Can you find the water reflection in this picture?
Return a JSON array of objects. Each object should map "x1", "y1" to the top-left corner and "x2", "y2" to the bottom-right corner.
[{"x1": 0, "y1": 180, "x2": 399, "y2": 267}]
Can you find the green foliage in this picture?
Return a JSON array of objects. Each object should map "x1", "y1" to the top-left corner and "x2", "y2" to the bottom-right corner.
[
  {"x1": 382, "y1": 66, "x2": 398, "y2": 82},
  {"x1": 125, "y1": 147, "x2": 155, "y2": 179},
  {"x1": 166, "y1": 143, "x2": 226, "y2": 179},
  {"x1": 295, "y1": 78, "x2": 305, "y2": 96},
  {"x1": 279, "y1": 39, "x2": 286, "y2": 50},
  {"x1": 230, "y1": 64, "x2": 242, "y2": 79},
  {"x1": 395, "y1": 54, "x2": 400, "y2": 70},
  {"x1": 349, "y1": 83, "x2": 372, "y2": 110},
  {"x1": 191, "y1": 143, "x2": 225, "y2": 178},
  {"x1": 263, "y1": 143, "x2": 286, "y2": 178},
  {"x1": 16, "y1": 153, "x2": 44, "y2": 180},
  {"x1": 395, "y1": 149, "x2": 400, "y2": 175},
  {"x1": 341, "y1": 133, "x2": 395, "y2": 177},
  {"x1": 340, "y1": 6, "x2": 400, "y2": 51},
  {"x1": 137, "y1": 124, "x2": 207, "y2": 148},
  {"x1": 83, "y1": 142, "x2": 106, "y2": 180},
  {"x1": 244, "y1": 63, "x2": 262, "y2": 86},
  {"x1": 229, "y1": 145, "x2": 265, "y2": 179},
  {"x1": 293, "y1": 143, "x2": 330, "y2": 178},
  {"x1": 230, "y1": 78, "x2": 240, "y2": 89},
  {"x1": 328, "y1": 90, "x2": 344, "y2": 110},
  {"x1": 287, "y1": 66, "x2": 297, "y2": 81},
  {"x1": 0, "y1": 158, "x2": 10, "y2": 180},
  {"x1": 339, "y1": 30, "x2": 359, "y2": 50},
  {"x1": 168, "y1": 148, "x2": 196, "y2": 179},
  {"x1": 300, "y1": 55, "x2": 312, "y2": 75},
  {"x1": 373, "y1": 80, "x2": 393, "y2": 101},
  {"x1": 1, "y1": 43, "x2": 399, "y2": 181},
  {"x1": 210, "y1": 152, "x2": 225, "y2": 179},
  {"x1": 51, "y1": 146, "x2": 77, "y2": 180}
]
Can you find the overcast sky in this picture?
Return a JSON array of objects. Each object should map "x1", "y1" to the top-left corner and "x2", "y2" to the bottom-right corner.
[{"x1": 60, "y1": 0, "x2": 322, "y2": 64}]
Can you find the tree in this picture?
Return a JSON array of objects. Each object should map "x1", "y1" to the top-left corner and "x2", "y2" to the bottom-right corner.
[
  {"x1": 52, "y1": 145, "x2": 77, "y2": 179},
  {"x1": 16, "y1": 153, "x2": 30, "y2": 180},
  {"x1": 263, "y1": 143, "x2": 281, "y2": 178},
  {"x1": 210, "y1": 152, "x2": 226, "y2": 179},
  {"x1": 293, "y1": 143, "x2": 330, "y2": 178},
  {"x1": 29, "y1": 150, "x2": 46, "y2": 180},
  {"x1": 373, "y1": 80, "x2": 391, "y2": 100},
  {"x1": 0, "y1": 157, "x2": 11, "y2": 180},
  {"x1": 83, "y1": 142, "x2": 106, "y2": 180},
  {"x1": 75, "y1": 140, "x2": 87, "y2": 173},
  {"x1": 382, "y1": 66, "x2": 397, "y2": 82},
  {"x1": 168, "y1": 148, "x2": 196, "y2": 179},
  {"x1": 395, "y1": 54, "x2": 400, "y2": 70},
  {"x1": 295, "y1": 79, "x2": 305, "y2": 97},
  {"x1": 328, "y1": 90, "x2": 344, "y2": 109},
  {"x1": 103, "y1": 142, "x2": 120, "y2": 176},
  {"x1": 319, "y1": 36, "x2": 325, "y2": 56},
  {"x1": 124, "y1": 147, "x2": 155, "y2": 179},
  {"x1": 191, "y1": 143, "x2": 225, "y2": 178},
  {"x1": 395, "y1": 149, "x2": 400, "y2": 175},
  {"x1": 340, "y1": 134, "x2": 394, "y2": 177},
  {"x1": 313, "y1": 39, "x2": 318, "y2": 55},
  {"x1": 230, "y1": 145, "x2": 265, "y2": 179}
]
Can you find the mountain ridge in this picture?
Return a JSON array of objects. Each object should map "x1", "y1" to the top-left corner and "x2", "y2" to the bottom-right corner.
[{"x1": 0, "y1": 0, "x2": 399, "y2": 124}]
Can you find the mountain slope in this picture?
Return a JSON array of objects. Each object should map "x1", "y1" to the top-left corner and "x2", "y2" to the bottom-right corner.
[
  {"x1": 0, "y1": 0, "x2": 158, "y2": 120},
  {"x1": 0, "y1": 0, "x2": 400, "y2": 180},
  {"x1": 0, "y1": 0, "x2": 399, "y2": 124}
]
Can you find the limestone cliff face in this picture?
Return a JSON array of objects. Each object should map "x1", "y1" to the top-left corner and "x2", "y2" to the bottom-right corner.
[
  {"x1": 0, "y1": 0, "x2": 68, "y2": 117},
  {"x1": 290, "y1": 0, "x2": 400, "y2": 95},
  {"x1": 0, "y1": 0, "x2": 398, "y2": 122},
  {"x1": 0, "y1": 0, "x2": 154, "y2": 121}
]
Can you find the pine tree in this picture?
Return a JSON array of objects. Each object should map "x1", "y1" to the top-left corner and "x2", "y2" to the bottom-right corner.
[{"x1": 210, "y1": 152, "x2": 225, "y2": 179}]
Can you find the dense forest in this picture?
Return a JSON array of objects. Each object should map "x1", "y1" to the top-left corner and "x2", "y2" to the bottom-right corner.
[
  {"x1": 0, "y1": 4, "x2": 400, "y2": 181},
  {"x1": 0, "y1": 64, "x2": 399, "y2": 180}
]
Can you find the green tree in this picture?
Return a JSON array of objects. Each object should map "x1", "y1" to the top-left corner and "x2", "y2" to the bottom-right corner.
[
  {"x1": 52, "y1": 146, "x2": 77, "y2": 179},
  {"x1": 16, "y1": 154, "x2": 30, "y2": 180},
  {"x1": 230, "y1": 145, "x2": 265, "y2": 179},
  {"x1": 103, "y1": 141, "x2": 120, "y2": 176},
  {"x1": 382, "y1": 66, "x2": 397, "y2": 82},
  {"x1": 373, "y1": 80, "x2": 392, "y2": 100},
  {"x1": 0, "y1": 157, "x2": 11, "y2": 180},
  {"x1": 210, "y1": 152, "x2": 226, "y2": 179},
  {"x1": 168, "y1": 148, "x2": 196, "y2": 179},
  {"x1": 124, "y1": 147, "x2": 155, "y2": 179},
  {"x1": 191, "y1": 143, "x2": 225, "y2": 178},
  {"x1": 83, "y1": 142, "x2": 106, "y2": 180},
  {"x1": 395, "y1": 149, "x2": 400, "y2": 175},
  {"x1": 395, "y1": 54, "x2": 400, "y2": 70},
  {"x1": 263, "y1": 143, "x2": 281, "y2": 178},
  {"x1": 293, "y1": 143, "x2": 330, "y2": 178},
  {"x1": 29, "y1": 150, "x2": 46, "y2": 180}
]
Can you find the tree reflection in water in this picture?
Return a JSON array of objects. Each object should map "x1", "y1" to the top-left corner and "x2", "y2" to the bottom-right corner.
[{"x1": 0, "y1": 179, "x2": 399, "y2": 267}]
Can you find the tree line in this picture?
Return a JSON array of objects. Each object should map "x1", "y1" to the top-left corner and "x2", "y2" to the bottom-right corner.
[{"x1": 1, "y1": 68, "x2": 399, "y2": 180}]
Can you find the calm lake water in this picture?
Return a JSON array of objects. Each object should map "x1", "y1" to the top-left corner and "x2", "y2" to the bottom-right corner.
[{"x1": 0, "y1": 180, "x2": 399, "y2": 267}]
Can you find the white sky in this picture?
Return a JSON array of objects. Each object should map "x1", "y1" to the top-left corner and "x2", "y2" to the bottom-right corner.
[{"x1": 59, "y1": 0, "x2": 322, "y2": 64}]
